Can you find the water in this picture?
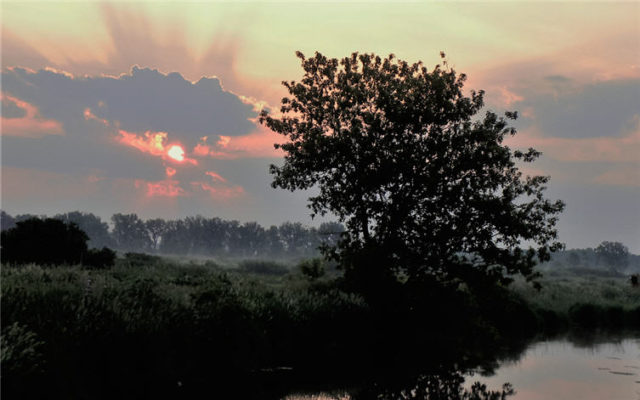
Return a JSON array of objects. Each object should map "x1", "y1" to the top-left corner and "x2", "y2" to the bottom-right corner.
[
  {"x1": 476, "y1": 337, "x2": 640, "y2": 400},
  {"x1": 284, "y1": 337, "x2": 640, "y2": 400}
]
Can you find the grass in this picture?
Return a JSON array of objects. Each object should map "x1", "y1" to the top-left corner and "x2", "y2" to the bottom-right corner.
[
  {"x1": 512, "y1": 274, "x2": 640, "y2": 312},
  {"x1": 511, "y1": 272, "x2": 640, "y2": 331}
]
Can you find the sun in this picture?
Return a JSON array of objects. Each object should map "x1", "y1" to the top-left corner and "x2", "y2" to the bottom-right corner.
[{"x1": 167, "y1": 145, "x2": 185, "y2": 162}]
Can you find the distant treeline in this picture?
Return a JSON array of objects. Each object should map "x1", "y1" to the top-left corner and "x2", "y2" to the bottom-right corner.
[
  {"x1": 539, "y1": 243, "x2": 640, "y2": 275},
  {"x1": 0, "y1": 211, "x2": 344, "y2": 259}
]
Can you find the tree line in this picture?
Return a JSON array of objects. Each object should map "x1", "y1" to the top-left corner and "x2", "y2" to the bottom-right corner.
[{"x1": 0, "y1": 210, "x2": 343, "y2": 259}]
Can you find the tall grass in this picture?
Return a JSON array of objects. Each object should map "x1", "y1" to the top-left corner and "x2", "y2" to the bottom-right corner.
[{"x1": 511, "y1": 274, "x2": 640, "y2": 331}]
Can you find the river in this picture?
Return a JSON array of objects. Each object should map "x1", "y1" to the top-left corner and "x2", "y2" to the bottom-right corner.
[
  {"x1": 476, "y1": 337, "x2": 639, "y2": 400},
  {"x1": 283, "y1": 336, "x2": 640, "y2": 400}
]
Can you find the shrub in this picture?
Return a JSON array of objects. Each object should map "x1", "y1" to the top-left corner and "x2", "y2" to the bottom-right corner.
[
  {"x1": 1, "y1": 218, "x2": 88, "y2": 265},
  {"x1": 238, "y1": 260, "x2": 289, "y2": 276},
  {"x1": 121, "y1": 252, "x2": 162, "y2": 267},
  {"x1": 298, "y1": 258, "x2": 325, "y2": 280},
  {"x1": 83, "y1": 247, "x2": 116, "y2": 269},
  {"x1": 0, "y1": 322, "x2": 46, "y2": 380}
]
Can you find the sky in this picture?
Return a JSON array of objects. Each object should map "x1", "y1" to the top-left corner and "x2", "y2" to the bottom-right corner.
[{"x1": 1, "y1": 1, "x2": 639, "y2": 252}]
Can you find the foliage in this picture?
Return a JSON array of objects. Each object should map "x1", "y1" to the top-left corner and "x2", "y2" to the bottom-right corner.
[
  {"x1": 298, "y1": 258, "x2": 325, "y2": 280},
  {"x1": 260, "y1": 51, "x2": 565, "y2": 293},
  {"x1": 1, "y1": 210, "x2": 16, "y2": 231},
  {"x1": 238, "y1": 259, "x2": 290, "y2": 275},
  {"x1": 1, "y1": 210, "x2": 347, "y2": 259},
  {"x1": 595, "y1": 241, "x2": 629, "y2": 272},
  {"x1": 1, "y1": 322, "x2": 45, "y2": 379},
  {"x1": 54, "y1": 211, "x2": 114, "y2": 249},
  {"x1": 1, "y1": 218, "x2": 89, "y2": 265},
  {"x1": 83, "y1": 247, "x2": 117, "y2": 269},
  {"x1": 111, "y1": 213, "x2": 151, "y2": 252}
]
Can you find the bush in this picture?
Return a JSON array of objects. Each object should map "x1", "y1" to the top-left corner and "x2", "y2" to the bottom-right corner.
[
  {"x1": 83, "y1": 247, "x2": 116, "y2": 269},
  {"x1": 298, "y1": 258, "x2": 325, "y2": 280},
  {"x1": 0, "y1": 322, "x2": 46, "y2": 379},
  {"x1": 121, "y1": 252, "x2": 162, "y2": 267},
  {"x1": 238, "y1": 260, "x2": 289, "y2": 275},
  {"x1": 1, "y1": 218, "x2": 88, "y2": 265}
]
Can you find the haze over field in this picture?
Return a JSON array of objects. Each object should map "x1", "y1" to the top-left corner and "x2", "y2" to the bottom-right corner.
[{"x1": 1, "y1": 1, "x2": 639, "y2": 251}]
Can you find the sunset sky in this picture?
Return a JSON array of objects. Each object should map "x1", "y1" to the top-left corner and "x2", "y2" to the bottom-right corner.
[{"x1": 1, "y1": 1, "x2": 639, "y2": 251}]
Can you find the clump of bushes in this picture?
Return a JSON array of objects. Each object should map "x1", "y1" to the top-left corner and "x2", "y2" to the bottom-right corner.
[
  {"x1": 1, "y1": 218, "x2": 118, "y2": 270},
  {"x1": 238, "y1": 260, "x2": 289, "y2": 275},
  {"x1": 119, "y1": 252, "x2": 163, "y2": 268},
  {"x1": 1, "y1": 218, "x2": 88, "y2": 265},
  {"x1": 83, "y1": 247, "x2": 116, "y2": 269}
]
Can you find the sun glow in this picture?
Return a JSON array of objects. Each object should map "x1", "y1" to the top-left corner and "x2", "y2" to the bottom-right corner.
[{"x1": 167, "y1": 145, "x2": 185, "y2": 162}]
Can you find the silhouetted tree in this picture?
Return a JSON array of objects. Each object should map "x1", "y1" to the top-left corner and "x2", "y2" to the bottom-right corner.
[
  {"x1": 111, "y1": 213, "x2": 151, "y2": 252},
  {"x1": 260, "y1": 51, "x2": 564, "y2": 295},
  {"x1": 54, "y1": 211, "x2": 114, "y2": 249},
  {"x1": 595, "y1": 241, "x2": 629, "y2": 272},
  {"x1": 265, "y1": 225, "x2": 285, "y2": 257},
  {"x1": 1, "y1": 211, "x2": 16, "y2": 231},
  {"x1": 318, "y1": 221, "x2": 346, "y2": 249},
  {"x1": 1, "y1": 218, "x2": 88, "y2": 265},
  {"x1": 145, "y1": 218, "x2": 168, "y2": 252}
]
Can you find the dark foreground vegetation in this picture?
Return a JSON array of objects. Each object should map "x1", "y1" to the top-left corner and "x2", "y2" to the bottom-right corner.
[{"x1": 2, "y1": 258, "x2": 639, "y2": 399}]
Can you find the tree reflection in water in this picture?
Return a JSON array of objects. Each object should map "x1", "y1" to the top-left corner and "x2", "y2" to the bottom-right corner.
[{"x1": 351, "y1": 371, "x2": 514, "y2": 400}]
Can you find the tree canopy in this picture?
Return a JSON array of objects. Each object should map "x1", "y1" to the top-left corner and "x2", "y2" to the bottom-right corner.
[
  {"x1": 1, "y1": 218, "x2": 89, "y2": 265},
  {"x1": 595, "y1": 241, "x2": 629, "y2": 272},
  {"x1": 260, "y1": 51, "x2": 565, "y2": 291}
]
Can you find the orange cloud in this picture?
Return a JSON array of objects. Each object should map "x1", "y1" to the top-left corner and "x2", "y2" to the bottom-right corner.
[
  {"x1": 191, "y1": 130, "x2": 283, "y2": 160},
  {"x1": 165, "y1": 167, "x2": 176, "y2": 177},
  {"x1": 83, "y1": 107, "x2": 110, "y2": 127},
  {"x1": 1, "y1": 93, "x2": 64, "y2": 138},
  {"x1": 192, "y1": 181, "x2": 244, "y2": 199},
  {"x1": 116, "y1": 129, "x2": 198, "y2": 165},
  {"x1": 205, "y1": 171, "x2": 227, "y2": 183},
  {"x1": 497, "y1": 86, "x2": 524, "y2": 107},
  {"x1": 217, "y1": 135, "x2": 231, "y2": 148},
  {"x1": 136, "y1": 179, "x2": 187, "y2": 198}
]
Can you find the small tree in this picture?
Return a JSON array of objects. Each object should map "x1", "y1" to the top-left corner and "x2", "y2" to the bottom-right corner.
[
  {"x1": 595, "y1": 241, "x2": 629, "y2": 272},
  {"x1": 260, "y1": 51, "x2": 564, "y2": 293}
]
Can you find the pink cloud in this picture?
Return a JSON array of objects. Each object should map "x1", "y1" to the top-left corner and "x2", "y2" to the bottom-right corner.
[
  {"x1": 191, "y1": 181, "x2": 244, "y2": 200},
  {"x1": 83, "y1": 107, "x2": 110, "y2": 127},
  {"x1": 217, "y1": 135, "x2": 231, "y2": 148},
  {"x1": 136, "y1": 179, "x2": 188, "y2": 198},
  {"x1": 205, "y1": 171, "x2": 227, "y2": 183},
  {"x1": 193, "y1": 142, "x2": 211, "y2": 156},
  {"x1": 593, "y1": 168, "x2": 640, "y2": 187},
  {"x1": 497, "y1": 86, "x2": 524, "y2": 107},
  {"x1": 116, "y1": 128, "x2": 198, "y2": 165},
  {"x1": 1, "y1": 93, "x2": 64, "y2": 138},
  {"x1": 506, "y1": 125, "x2": 640, "y2": 164},
  {"x1": 191, "y1": 129, "x2": 283, "y2": 160}
]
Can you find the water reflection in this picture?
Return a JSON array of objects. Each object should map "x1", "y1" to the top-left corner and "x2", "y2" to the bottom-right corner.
[
  {"x1": 478, "y1": 337, "x2": 639, "y2": 400},
  {"x1": 283, "y1": 336, "x2": 639, "y2": 400},
  {"x1": 284, "y1": 370, "x2": 514, "y2": 400}
]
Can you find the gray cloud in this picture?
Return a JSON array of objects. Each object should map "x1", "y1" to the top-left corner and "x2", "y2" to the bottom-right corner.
[
  {"x1": 2, "y1": 66, "x2": 257, "y2": 145},
  {"x1": 497, "y1": 78, "x2": 640, "y2": 139}
]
